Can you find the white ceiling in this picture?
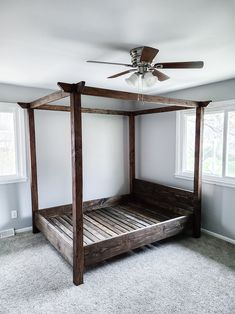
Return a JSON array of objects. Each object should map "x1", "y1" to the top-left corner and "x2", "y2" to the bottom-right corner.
[{"x1": 0, "y1": 0, "x2": 234, "y2": 94}]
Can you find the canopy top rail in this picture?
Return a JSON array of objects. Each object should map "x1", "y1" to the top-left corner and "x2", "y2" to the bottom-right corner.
[{"x1": 18, "y1": 81, "x2": 211, "y2": 114}]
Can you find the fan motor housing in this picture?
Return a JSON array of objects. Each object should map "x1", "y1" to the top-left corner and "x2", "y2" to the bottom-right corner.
[{"x1": 130, "y1": 46, "x2": 150, "y2": 69}]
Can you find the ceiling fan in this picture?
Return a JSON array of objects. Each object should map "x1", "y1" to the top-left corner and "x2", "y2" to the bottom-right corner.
[{"x1": 87, "y1": 46, "x2": 204, "y2": 88}]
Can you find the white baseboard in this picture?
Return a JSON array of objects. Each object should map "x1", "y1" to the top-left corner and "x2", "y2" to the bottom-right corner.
[
  {"x1": 15, "y1": 226, "x2": 32, "y2": 234},
  {"x1": 201, "y1": 228, "x2": 235, "y2": 245}
]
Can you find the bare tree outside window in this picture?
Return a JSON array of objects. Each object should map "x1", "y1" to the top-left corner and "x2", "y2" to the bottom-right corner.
[
  {"x1": 0, "y1": 112, "x2": 16, "y2": 176},
  {"x1": 226, "y1": 112, "x2": 235, "y2": 177},
  {"x1": 178, "y1": 104, "x2": 235, "y2": 184}
]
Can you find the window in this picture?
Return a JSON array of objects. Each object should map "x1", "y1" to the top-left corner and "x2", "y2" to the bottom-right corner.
[
  {"x1": 176, "y1": 100, "x2": 235, "y2": 187},
  {"x1": 0, "y1": 103, "x2": 26, "y2": 183}
]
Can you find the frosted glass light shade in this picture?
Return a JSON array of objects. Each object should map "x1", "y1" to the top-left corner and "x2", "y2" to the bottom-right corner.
[
  {"x1": 125, "y1": 73, "x2": 139, "y2": 87},
  {"x1": 125, "y1": 71, "x2": 158, "y2": 88},
  {"x1": 142, "y1": 72, "x2": 158, "y2": 88}
]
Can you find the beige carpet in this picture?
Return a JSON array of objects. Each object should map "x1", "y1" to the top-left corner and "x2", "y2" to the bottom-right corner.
[{"x1": 0, "y1": 232, "x2": 234, "y2": 314}]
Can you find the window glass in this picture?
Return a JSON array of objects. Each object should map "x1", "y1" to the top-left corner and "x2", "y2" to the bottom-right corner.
[
  {"x1": 0, "y1": 112, "x2": 16, "y2": 176},
  {"x1": 203, "y1": 112, "x2": 224, "y2": 176},
  {"x1": 182, "y1": 112, "x2": 224, "y2": 176},
  {"x1": 183, "y1": 114, "x2": 195, "y2": 172},
  {"x1": 226, "y1": 111, "x2": 235, "y2": 177}
]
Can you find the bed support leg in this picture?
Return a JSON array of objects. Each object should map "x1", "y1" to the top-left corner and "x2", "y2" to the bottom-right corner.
[
  {"x1": 27, "y1": 108, "x2": 39, "y2": 233},
  {"x1": 69, "y1": 82, "x2": 85, "y2": 285},
  {"x1": 129, "y1": 114, "x2": 135, "y2": 194},
  {"x1": 193, "y1": 106, "x2": 204, "y2": 238}
]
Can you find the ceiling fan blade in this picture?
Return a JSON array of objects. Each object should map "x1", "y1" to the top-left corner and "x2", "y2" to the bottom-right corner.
[
  {"x1": 108, "y1": 69, "x2": 137, "y2": 79},
  {"x1": 152, "y1": 69, "x2": 170, "y2": 81},
  {"x1": 140, "y1": 46, "x2": 159, "y2": 63},
  {"x1": 87, "y1": 60, "x2": 133, "y2": 67},
  {"x1": 154, "y1": 61, "x2": 204, "y2": 69}
]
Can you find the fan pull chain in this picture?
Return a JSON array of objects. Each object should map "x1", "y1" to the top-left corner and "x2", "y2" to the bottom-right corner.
[
  {"x1": 137, "y1": 75, "x2": 140, "y2": 101},
  {"x1": 141, "y1": 75, "x2": 144, "y2": 105}
]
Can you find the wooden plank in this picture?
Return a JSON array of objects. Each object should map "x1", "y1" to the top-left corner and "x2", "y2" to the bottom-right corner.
[
  {"x1": 126, "y1": 200, "x2": 177, "y2": 220},
  {"x1": 36, "y1": 105, "x2": 70, "y2": 112},
  {"x1": 129, "y1": 115, "x2": 135, "y2": 193},
  {"x1": 49, "y1": 217, "x2": 73, "y2": 239},
  {"x1": 116, "y1": 205, "x2": 158, "y2": 225},
  {"x1": 30, "y1": 90, "x2": 69, "y2": 109},
  {"x1": 70, "y1": 89, "x2": 84, "y2": 286},
  {"x1": 39, "y1": 204, "x2": 72, "y2": 217},
  {"x1": 83, "y1": 215, "x2": 118, "y2": 237},
  {"x1": 38, "y1": 195, "x2": 130, "y2": 217},
  {"x1": 27, "y1": 109, "x2": 39, "y2": 233},
  {"x1": 83, "y1": 217, "x2": 111, "y2": 239},
  {"x1": 84, "y1": 216, "x2": 188, "y2": 266},
  {"x1": 35, "y1": 213, "x2": 73, "y2": 265},
  {"x1": 193, "y1": 106, "x2": 204, "y2": 238},
  {"x1": 83, "y1": 223, "x2": 106, "y2": 241},
  {"x1": 133, "y1": 179, "x2": 195, "y2": 216},
  {"x1": 86, "y1": 211, "x2": 124, "y2": 235},
  {"x1": 98, "y1": 209, "x2": 135, "y2": 232},
  {"x1": 32, "y1": 104, "x2": 132, "y2": 116},
  {"x1": 82, "y1": 86, "x2": 198, "y2": 107},
  {"x1": 83, "y1": 194, "x2": 129, "y2": 212},
  {"x1": 107, "y1": 207, "x2": 145, "y2": 229},
  {"x1": 134, "y1": 106, "x2": 191, "y2": 115},
  {"x1": 112, "y1": 207, "x2": 150, "y2": 227},
  {"x1": 61, "y1": 215, "x2": 92, "y2": 245}
]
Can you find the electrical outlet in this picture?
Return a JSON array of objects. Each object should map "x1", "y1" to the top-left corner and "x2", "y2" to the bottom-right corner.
[{"x1": 11, "y1": 210, "x2": 18, "y2": 219}]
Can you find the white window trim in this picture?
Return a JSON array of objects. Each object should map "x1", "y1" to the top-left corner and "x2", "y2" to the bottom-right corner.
[
  {"x1": 0, "y1": 102, "x2": 27, "y2": 184},
  {"x1": 175, "y1": 99, "x2": 235, "y2": 188}
]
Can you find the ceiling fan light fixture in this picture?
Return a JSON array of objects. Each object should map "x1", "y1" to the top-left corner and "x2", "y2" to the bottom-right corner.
[
  {"x1": 142, "y1": 72, "x2": 158, "y2": 88},
  {"x1": 125, "y1": 72, "x2": 139, "y2": 87}
]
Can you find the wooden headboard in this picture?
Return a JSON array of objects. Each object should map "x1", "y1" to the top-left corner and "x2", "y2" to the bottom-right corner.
[{"x1": 132, "y1": 179, "x2": 196, "y2": 216}]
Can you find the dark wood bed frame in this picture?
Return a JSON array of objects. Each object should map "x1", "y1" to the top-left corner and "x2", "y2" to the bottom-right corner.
[{"x1": 18, "y1": 81, "x2": 210, "y2": 285}]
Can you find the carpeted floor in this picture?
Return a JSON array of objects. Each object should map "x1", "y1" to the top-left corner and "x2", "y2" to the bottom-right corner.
[{"x1": 0, "y1": 232, "x2": 234, "y2": 314}]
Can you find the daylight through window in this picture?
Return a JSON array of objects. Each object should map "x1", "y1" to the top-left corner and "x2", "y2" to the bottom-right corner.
[
  {"x1": 177, "y1": 101, "x2": 235, "y2": 185},
  {"x1": 0, "y1": 103, "x2": 26, "y2": 183}
]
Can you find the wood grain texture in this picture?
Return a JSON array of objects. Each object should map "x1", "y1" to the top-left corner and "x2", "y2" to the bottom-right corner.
[
  {"x1": 30, "y1": 90, "x2": 69, "y2": 108},
  {"x1": 83, "y1": 195, "x2": 129, "y2": 212},
  {"x1": 134, "y1": 106, "x2": 191, "y2": 115},
  {"x1": 27, "y1": 109, "x2": 39, "y2": 233},
  {"x1": 25, "y1": 104, "x2": 131, "y2": 116},
  {"x1": 38, "y1": 195, "x2": 130, "y2": 217},
  {"x1": 82, "y1": 86, "x2": 198, "y2": 107},
  {"x1": 70, "y1": 90, "x2": 84, "y2": 285},
  {"x1": 133, "y1": 179, "x2": 195, "y2": 216},
  {"x1": 129, "y1": 115, "x2": 135, "y2": 193},
  {"x1": 36, "y1": 201, "x2": 189, "y2": 268},
  {"x1": 35, "y1": 213, "x2": 73, "y2": 265},
  {"x1": 193, "y1": 106, "x2": 204, "y2": 238},
  {"x1": 84, "y1": 215, "x2": 188, "y2": 266}
]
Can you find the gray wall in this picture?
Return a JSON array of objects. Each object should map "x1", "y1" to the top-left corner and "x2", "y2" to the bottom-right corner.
[
  {"x1": 0, "y1": 83, "x2": 131, "y2": 232},
  {"x1": 136, "y1": 79, "x2": 235, "y2": 240}
]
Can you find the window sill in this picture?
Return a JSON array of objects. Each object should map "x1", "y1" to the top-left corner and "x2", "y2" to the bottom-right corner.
[
  {"x1": 175, "y1": 173, "x2": 235, "y2": 189},
  {"x1": 0, "y1": 177, "x2": 28, "y2": 185}
]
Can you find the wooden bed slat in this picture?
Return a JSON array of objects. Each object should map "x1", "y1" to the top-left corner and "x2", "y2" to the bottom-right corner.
[
  {"x1": 107, "y1": 207, "x2": 148, "y2": 228},
  {"x1": 115, "y1": 206, "x2": 156, "y2": 226},
  {"x1": 111, "y1": 207, "x2": 150, "y2": 227},
  {"x1": 36, "y1": 199, "x2": 191, "y2": 270},
  {"x1": 97, "y1": 210, "x2": 135, "y2": 232},
  {"x1": 83, "y1": 215, "x2": 118, "y2": 237},
  {"x1": 86, "y1": 211, "x2": 126, "y2": 234}
]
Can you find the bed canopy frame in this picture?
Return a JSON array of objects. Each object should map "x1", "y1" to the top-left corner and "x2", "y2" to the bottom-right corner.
[{"x1": 18, "y1": 82, "x2": 210, "y2": 285}]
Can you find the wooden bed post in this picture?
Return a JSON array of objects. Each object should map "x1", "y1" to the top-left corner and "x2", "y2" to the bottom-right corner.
[
  {"x1": 129, "y1": 115, "x2": 135, "y2": 194},
  {"x1": 69, "y1": 82, "x2": 85, "y2": 285},
  {"x1": 27, "y1": 109, "x2": 39, "y2": 233},
  {"x1": 193, "y1": 105, "x2": 204, "y2": 238}
]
